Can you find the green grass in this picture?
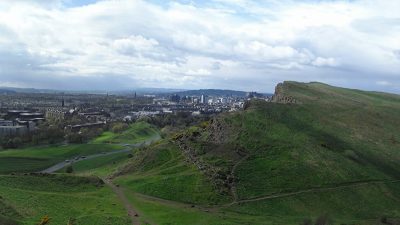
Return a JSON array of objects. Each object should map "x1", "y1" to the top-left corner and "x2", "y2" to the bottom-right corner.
[
  {"x1": 115, "y1": 141, "x2": 231, "y2": 205},
  {"x1": 0, "y1": 174, "x2": 130, "y2": 225},
  {"x1": 122, "y1": 191, "x2": 272, "y2": 225},
  {"x1": 229, "y1": 82, "x2": 400, "y2": 200},
  {"x1": 227, "y1": 182, "x2": 400, "y2": 225},
  {"x1": 92, "y1": 122, "x2": 160, "y2": 144},
  {"x1": 113, "y1": 81, "x2": 400, "y2": 224},
  {"x1": 0, "y1": 144, "x2": 124, "y2": 174},
  {"x1": 63, "y1": 151, "x2": 133, "y2": 176}
]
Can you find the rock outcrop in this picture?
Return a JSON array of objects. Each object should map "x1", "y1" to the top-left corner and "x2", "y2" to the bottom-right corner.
[{"x1": 270, "y1": 82, "x2": 298, "y2": 104}]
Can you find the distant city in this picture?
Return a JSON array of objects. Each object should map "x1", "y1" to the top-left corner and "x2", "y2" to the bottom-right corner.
[{"x1": 0, "y1": 88, "x2": 272, "y2": 138}]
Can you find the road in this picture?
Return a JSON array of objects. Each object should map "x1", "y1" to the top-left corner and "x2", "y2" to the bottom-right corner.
[
  {"x1": 40, "y1": 148, "x2": 132, "y2": 173},
  {"x1": 40, "y1": 135, "x2": 160, "y2": 174}
]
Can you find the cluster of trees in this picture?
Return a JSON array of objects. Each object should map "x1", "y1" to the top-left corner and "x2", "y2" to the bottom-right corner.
[
  {"x1": 65, "y1": 127, "x2": 104, "y2": 144},
  {"x1": 0, "y1": 115, "x2": 109, "y2": 149},
  {"x1": 142, "y1": 112, "x2": 211, "y2": 129},
  {"x1": 0, "y1": 137, "x2": 22, "y2": 149},
  {"x1": 111, "y1": 123, "x2": 129, "y2": 133}
]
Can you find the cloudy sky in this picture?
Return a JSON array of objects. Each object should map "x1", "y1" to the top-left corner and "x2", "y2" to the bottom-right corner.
[{"x1": 0, "y1": 0, "x2": 399, "y2": 92}]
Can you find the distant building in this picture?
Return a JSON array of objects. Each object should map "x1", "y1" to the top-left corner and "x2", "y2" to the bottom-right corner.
[
  {"x1": 19, "y1": 112, "x2": 44, "y2": 120},
  {"x1": 46, "y1": 108, "x2": 66, "y2": 120},
  {"x1": 246, "y1": 92, "x2": 264, "y2": 99},
  {"x1": 6, "y1": 110, "x2": 29, "y2": 120},
  {"x1": 192, "y1": 97, "x2": 199, "y2": 104},
  {"x1": 200, "y1": 95, "x2": 207, "y2": 104},
  {"x1": 66, "y1": 121, "x2": 106, "y2": 132},
  {"x1": 219, "y1": 97, "x2": 227, "y2": 104},
  {"x1": 0, "y1": 125, "x2": 28, "y2": 137},
  {"x1": 170, "y1": 94, "x2": 181, "y2": 103},
  {"x1": 0, "y1": 119, "x2": 13, "y2": 127}
]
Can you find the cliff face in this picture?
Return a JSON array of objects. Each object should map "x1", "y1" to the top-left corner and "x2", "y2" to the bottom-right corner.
[{"x1": 270, "y1": 82, "x2": 297, "y2": 104}]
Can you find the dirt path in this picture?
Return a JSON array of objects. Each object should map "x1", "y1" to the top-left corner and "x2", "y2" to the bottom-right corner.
[
  {"x1": 104, "y1": 178, "x2": 143, "y2": 225},
  {"x1": 227, "y1": 179, "x2": 400, "y2": 206},
  {"x1": 230, "y1": 154, "x2": 250, "y2": 202}
]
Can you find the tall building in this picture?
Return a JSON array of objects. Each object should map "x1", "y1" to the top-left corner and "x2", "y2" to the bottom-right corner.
[
  {"x1": 200, "y1": 95, "x2": 207, "y2": 104},
  {"x1": 170, "y1": 94, "x2": 181, "y2": 103}
]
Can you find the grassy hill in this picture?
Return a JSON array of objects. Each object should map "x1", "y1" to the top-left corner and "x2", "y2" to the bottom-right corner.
[
  {"x1": 0, "y1": 174, "x2": 130, "y2": 225},
  {"x1": 92, "y1": 121, "x2": 160, "y2": 145},
  {"x1": 114, "y1": 81, "x2": 400, "y2": 224}
]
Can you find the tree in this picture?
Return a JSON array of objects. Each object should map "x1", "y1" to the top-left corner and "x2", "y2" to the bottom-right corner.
[
  {"x1": 111, "y1": 123, "x2": 129, "y2": 133},
  {"x1": 12, "y1": 137, "x2": 22, "y2": 148},
  {"x1": 66, "y1": 132, "x2": 83, "y2": 144}
]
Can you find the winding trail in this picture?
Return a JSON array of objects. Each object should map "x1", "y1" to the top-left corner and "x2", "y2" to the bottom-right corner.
[
  {"x1": 104, "y1": 178, "x2": 142, "y2": 225},
  {"x1": 40, "y1": 135, "x2": 161, "y2": 225},
  {"x1": 226, "y1": 179, "x2": 400, "y2": 206},
  {"x1": 230, "y1": 154, "x2": 250, "y2": 202}
]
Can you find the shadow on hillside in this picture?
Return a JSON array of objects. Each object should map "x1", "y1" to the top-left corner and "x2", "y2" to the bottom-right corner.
[{"x1": 275, "y1": 106, "x2": 400, "y2": 179}]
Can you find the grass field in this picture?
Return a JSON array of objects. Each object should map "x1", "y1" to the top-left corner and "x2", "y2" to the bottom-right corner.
[
  {"x1": 92, "y1": 122, "x2": 160, "y2": 144},
  {"x1": 0, "y1": 174, "x2": 130, "y2": 225},
  {"x1": 0, "y1": 144, "x2": 124, "y2": 174}
]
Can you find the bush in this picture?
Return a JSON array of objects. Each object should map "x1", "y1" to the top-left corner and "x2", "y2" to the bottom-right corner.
[
  {"x1": 66, "y1": 132, "x2": 83, "y2": 143},
  {"x1": 66, "y1": 165, "x2": 74, "y2": 173}
]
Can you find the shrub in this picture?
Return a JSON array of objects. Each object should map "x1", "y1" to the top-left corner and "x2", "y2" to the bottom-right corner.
[{"x1": 66, "y1": 165, "x2": 74, "y2": 173}]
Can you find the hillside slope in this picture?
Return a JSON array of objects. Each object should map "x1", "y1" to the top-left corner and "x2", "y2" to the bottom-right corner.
[{"x1": 116, "y1": 81, "x2": 400, "y2": 224}]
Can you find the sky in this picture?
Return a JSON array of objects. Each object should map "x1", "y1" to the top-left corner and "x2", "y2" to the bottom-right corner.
[{"x1": 0, "y1": 0, "x2": 399, "y2": 92}]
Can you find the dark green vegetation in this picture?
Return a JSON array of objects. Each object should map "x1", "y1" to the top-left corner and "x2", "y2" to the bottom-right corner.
[{"x1": 114, "y1": 82, "x2": 400, "y2": 224}]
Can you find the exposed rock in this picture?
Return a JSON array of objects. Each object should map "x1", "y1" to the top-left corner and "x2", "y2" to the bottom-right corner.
[{"x1": 270, "y1": 82, "x2": 297, "y2": 104}]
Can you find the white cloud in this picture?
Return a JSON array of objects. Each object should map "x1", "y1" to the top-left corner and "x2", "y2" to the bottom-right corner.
[
  {"x1": 312, "y1": 57, "x2": 339, "y2": 67},
  {"x1": 0, "y1": 0, "x2": 399, "y2": 92}
]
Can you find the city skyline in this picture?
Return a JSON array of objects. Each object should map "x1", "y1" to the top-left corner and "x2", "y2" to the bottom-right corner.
[{"x1": 0, "y1": 0, "x2": 399, "y2": 93}]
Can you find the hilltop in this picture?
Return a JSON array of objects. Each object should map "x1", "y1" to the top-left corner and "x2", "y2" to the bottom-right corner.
[{"x1": 114, "y1": 81, "x2": 400, "y2": 224}]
